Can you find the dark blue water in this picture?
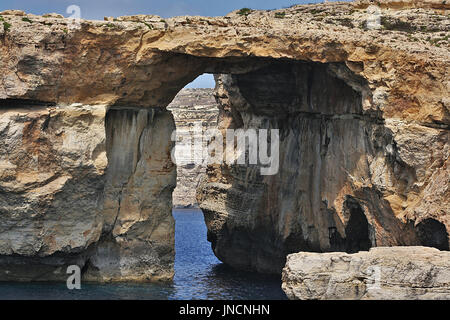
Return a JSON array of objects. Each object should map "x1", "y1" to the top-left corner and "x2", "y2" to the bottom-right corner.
[{"x1": 0, "y1": 209, "x2": 286, "y2": 300}]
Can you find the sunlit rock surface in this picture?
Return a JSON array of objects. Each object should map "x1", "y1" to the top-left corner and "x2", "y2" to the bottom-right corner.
[
  {"x1": 0, "y1": 104, "x2": 107, "y2": 281},
  {"x1": 282, "y1": 246, "x2": 450, "y2": 300}
]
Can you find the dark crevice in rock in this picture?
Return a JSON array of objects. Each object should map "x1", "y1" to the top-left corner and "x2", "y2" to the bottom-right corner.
[
  {"x1": 416, "y1": 218, "x2": 449, "y2": 251},
  {"x1": 421, "y1": 120, "x2": 450, "y2": 131},
  {"x1": 344, "y1": 198, "x2": 372, "y2": 253},
  {"x1": 0, "y1": 98, "x2": 55, "y2": 107}
]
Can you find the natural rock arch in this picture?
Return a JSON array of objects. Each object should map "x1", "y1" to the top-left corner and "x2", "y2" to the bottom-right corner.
[{"x1": 0, "y1": 1, "x2": 448, "y2": 281}]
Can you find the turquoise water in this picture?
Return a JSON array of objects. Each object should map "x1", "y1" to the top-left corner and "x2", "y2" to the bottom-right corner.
[{"x1": 0, "y1": 209, "x2": 287, "y2": 300}]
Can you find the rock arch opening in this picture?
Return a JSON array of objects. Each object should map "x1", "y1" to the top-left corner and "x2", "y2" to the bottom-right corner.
[
  {"x1": 165, "y1": 60, "x2": 373, "y2": 274},
  {"x1": 79, "y1": 56, "x2": 442, "y2": 281},
  {"x1": 0, "y1": 56, "x2": 430, "y2": 282},
  {"x1": 416, "y1": 219, "x2": 449, "y2": 251},
  {"x1": 165, "y1": 74, "x2": 289, "y2": 299},
  {"x1": 167, "y1": 75, "x2": 219, "y2": 209}
]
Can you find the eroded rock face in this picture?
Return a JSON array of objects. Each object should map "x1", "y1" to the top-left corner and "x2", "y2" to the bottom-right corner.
[
  {"x1": 197, "y1": 60, "x2": 448, "y2": 273},
  {"x1": 0, "y1": 105, "x2": 176, "y2": 282},
  {"x1": 168, "y1": 89, "x2": 219, "y2": 208},
  {"x1": 0, "y1": 0, "x2": 448, "y2": 282},
  {"x1": 85, "y1": 107, "x2": 176, "y2": 282},
  {"x1": 0, "y1": 103, "x2": 107, "y2": 281},
  {"x1": 282, "y1": 247, "x2": 450, "y2": 300}
]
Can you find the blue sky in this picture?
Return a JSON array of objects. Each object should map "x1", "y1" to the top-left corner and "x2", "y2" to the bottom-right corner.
[
  {"x1": 0, "y1": 0, "x2": 339, "y2": 20},
  {"x1": 0, "y1": 0, "x2": 347, "y2": 88}
]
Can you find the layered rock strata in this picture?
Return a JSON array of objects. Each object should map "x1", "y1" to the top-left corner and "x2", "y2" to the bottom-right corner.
[
  {"x1": 197, "y1": 60, "x2": 449, "y2": 273},
  {"x1": 87, "y1": 107, "x2": 176, "y2": 282},
  {"x1": 167, "y1": 89, "x2": 219, "y2": 208},
  {"x1": 0, "y1": 104, "x2": 176, "y2": 282},
  {"x1": 282, "y1": 246, "x2": 450, "y2": 300},
  {"x1": 0, "y1": 103, "x2": 107, "y2": 281},
  {"x1": 0, "y1": 0, "x2": 448, "y2": 282}
]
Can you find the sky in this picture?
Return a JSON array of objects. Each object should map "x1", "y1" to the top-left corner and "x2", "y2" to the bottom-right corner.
[
  {"x1": 0, "y1": 0, "x2": 343, "y2": 20},
  {"x1": 0, "y1": 0, "x2": 349, "y2": 88}
]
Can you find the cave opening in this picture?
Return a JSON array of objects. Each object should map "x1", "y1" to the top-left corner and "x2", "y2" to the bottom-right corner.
[
  {"x1": 344, "y1": 199, "x2": 372, "y2": 254},
  {"x1": 416, "y1": 219, "x2": 449, "y2": 251}
]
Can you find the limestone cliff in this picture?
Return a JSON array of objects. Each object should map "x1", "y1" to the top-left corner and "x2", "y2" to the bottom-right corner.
[
  {"x1": 198, "y1": 59, "x2": 449, "y2": 273},
  {"x1": 88, "y1": 107, "x2": 176, "y2": 282},
  {"x1": 168, "y1": 89, "x2": 219, "y2": 208},
  {"x1": 0, "y1": 103, "x2": 107, "y2": 280},
  {"x1": 0, "y1": 0, "x2": 448, "y2": 282}
]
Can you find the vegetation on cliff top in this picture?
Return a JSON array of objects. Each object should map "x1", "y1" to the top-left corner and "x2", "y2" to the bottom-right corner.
[{"x1": 237, "y1": 8, "x2": 252, "y2": 16}]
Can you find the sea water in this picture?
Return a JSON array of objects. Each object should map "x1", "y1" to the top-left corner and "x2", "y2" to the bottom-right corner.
[{"x1": 0, "y1": 209, "x2": 287, "y2": 300}]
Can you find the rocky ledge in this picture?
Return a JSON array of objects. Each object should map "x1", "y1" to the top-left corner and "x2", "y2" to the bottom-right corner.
[{"x1": 282, "y1": 246, "x2": 450, "y2": 300}]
